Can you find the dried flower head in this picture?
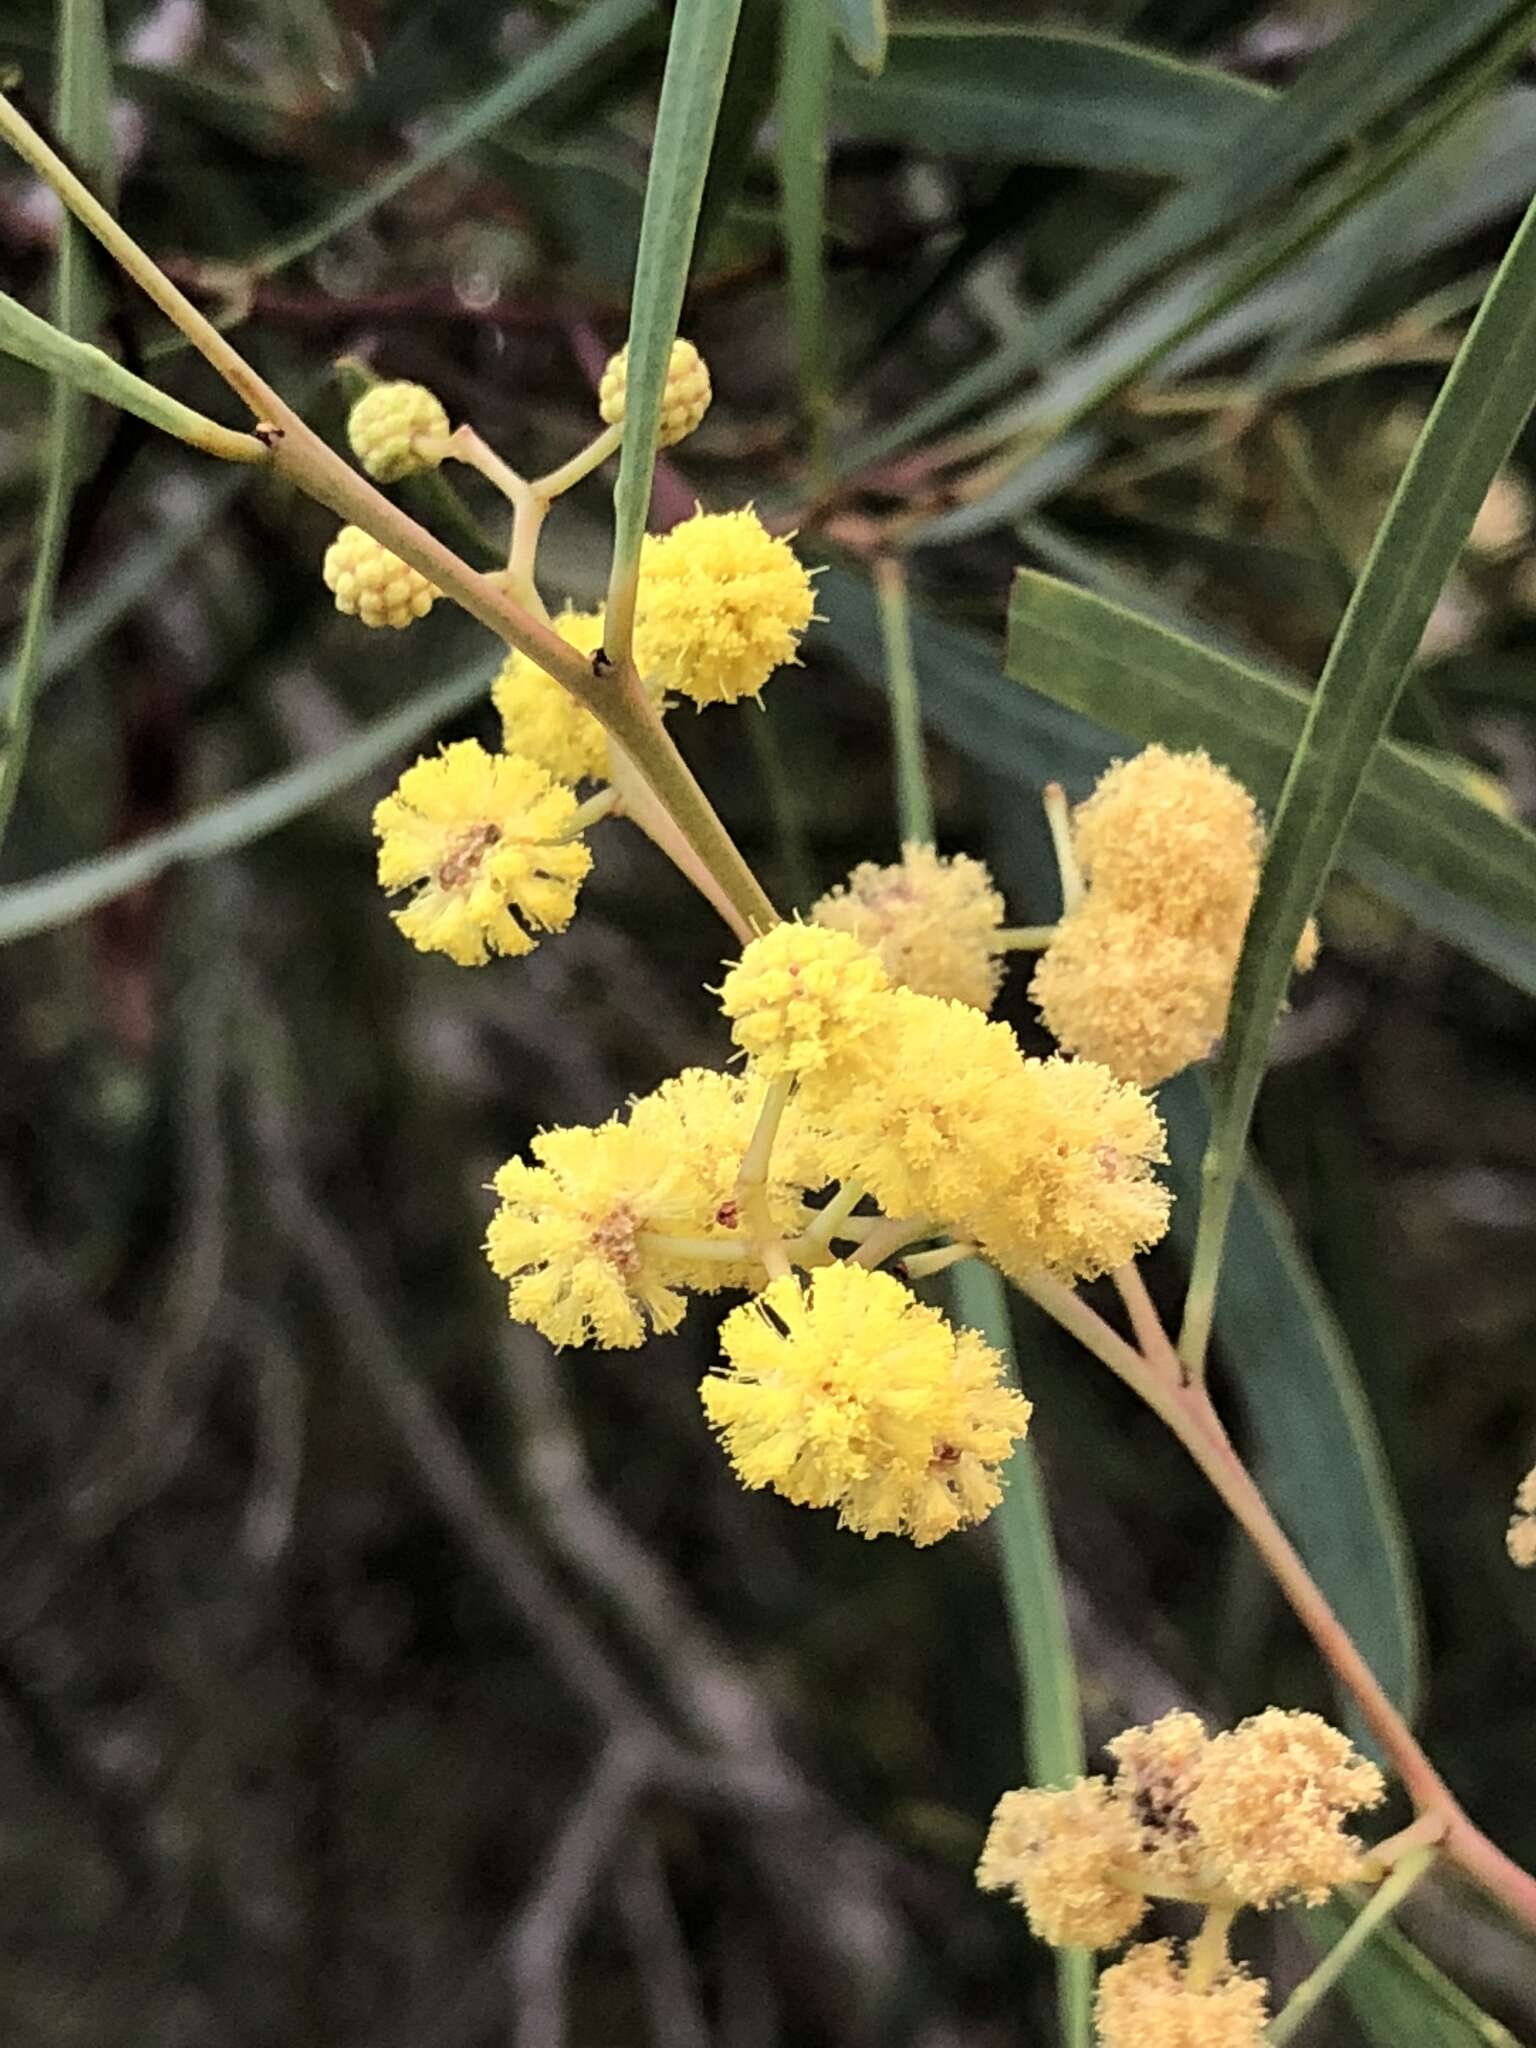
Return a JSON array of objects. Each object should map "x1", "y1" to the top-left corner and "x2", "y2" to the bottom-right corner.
[
  {"x1": 633, "y1": 507, "x2": 816, "y2": 705},
  {"x1": 704, "y1": 1263, "x2": 1031, "y2": 1545},
  {"x1": 346, "y1": 380, "x2": 450, "y2": 482},
  {"x1": 1184, "y1": 1708, "x2": 1385, "y2": 1907},
  {"x1": 373, "y1": 740, "x2": 590, "y2": 967},
  {"x1": 813, "y1": 842, "x2": 1006, "y2": 1011},
  {"x1": 493, "y1": 607, "x2": 611, "y2": 786},
  {"x1": 1095, "y1": 1940, "x2": 1269, "y2": 2048},
  {"x1": 323, "y1": 525, "x2": 438, "y2": 629},
  {"x1": 1508, "y1": 1463, "x2": 1536, "y2": 1567},
  {"x1": 599, "y1": 336, "x2": 712, "y2": 447},
  {"x1": 977, "y1": 1779, "x2": 1147, "y2": 1949},
  {"x1": 719, "y1": 923, "x2": 891, "y2": 1079}
]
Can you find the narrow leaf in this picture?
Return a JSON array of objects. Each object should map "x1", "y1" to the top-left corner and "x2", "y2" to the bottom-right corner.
[
  {"x1": 604, "y1": 0, "x2": 744, "y2": 659},
  {"x1": 778, "y1": 0, "x2": 836, "y2": 481},
  {"x1": 837, "y1": 28, "x2": 1273, "y2": 176},
  {"x1": 827, "y1": 0, "x2": 887, "y2": 74},
  {"x1": 1185, "y1": 188, "x2": 1536, "y2": 1372},
  {"x1": 1300, "y1": 1905, "x2": 1525, "y2": 2048},
  {"x1": 0, "y1": 660, "x2": 498, "y2": 946}
]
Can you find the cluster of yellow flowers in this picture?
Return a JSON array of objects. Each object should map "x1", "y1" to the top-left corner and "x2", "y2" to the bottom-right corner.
[
  {"x1": 978, "y1": 1707, "x2": 1385, "y2": 2046},
  {"x1": 1031, "y1": 747, "x2": 1316, "y2": 1085}
]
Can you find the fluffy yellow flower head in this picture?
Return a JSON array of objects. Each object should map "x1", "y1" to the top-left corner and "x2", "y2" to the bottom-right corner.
[
  {"x1": 486, "y1": 1070, "x2": 816, "y2": 1348},
  {"x1": 976, "y1": 1780, "x2": 1146, "y2": 1950},
  {"x1": 599, "y1": 336, "x2": 712, "y2": 447},
  {"x1": 323, "y1": 525, "x2": 438, "y2": 629},
  {"x1": 346, "y1": 380, "x2": 450, "y2": 482},
  {"x1": 373, "y1": 740, "x2": 590, "y2": 967},
  {"x1": 1072, "y1": 746, "x2": 1264, "y2": 940},
  {"x1": 1509, "y1": 1463, "x2": 1536, "y2": 1567},
  {"x1": 1183, "y1": 1708, "x2": 1385, "y2": 1907},
  {"x1": 704, "y1": 1264, "x2": 1031, "y2": 1545},
  {"x1": 633, "y1": 507, "x2": 816, "y2": 705},
  {"x1": 1031, "y1": 907, "x2": 1234, "y2": 1088},
  {"x1": 1095, "y1": 1941, "x2": 1269, "y2": 2048},
  {"x1": 493, "y1": 608, "x2": 610, "y2": 786},
  {"x1": 813, "y1": 842, "x2": 1006, "y2": 1012},
  {"x1": 720, "y1": 923, "x2": 891, "y2": 1080}
]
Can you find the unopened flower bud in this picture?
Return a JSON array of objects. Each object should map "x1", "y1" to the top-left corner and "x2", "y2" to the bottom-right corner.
[
  {"x1": 347, "y1": 381, "x2": 450, "y2": 482},
  {"x1": 322, "y1": 526, "x2": 438, "y2": 629},
  {"x1": 599, "y1": 336, "x2": 712, "y2": 447}
]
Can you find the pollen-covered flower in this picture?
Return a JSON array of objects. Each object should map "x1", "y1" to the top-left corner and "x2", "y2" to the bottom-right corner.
[
  {"x1": 1095, "y1": 1940, "x2": 1269, "y2": 2048},
  {"x1": 323, "y1": 525, "x2": 438, "y2": 629},
  {"x1": 486, "y1": 1070, "x2": 816, "y2": 1348},
  {"x1": 720, "y1": 923, "x2": 890, "y2": 1079},
  {"x1": 373, "y1": 740, "x2": 590, "y2": 967},
  {"x1": 1030, "y1": 908, "x2": 1233, "y2": 1088},
  {"x1": 1106, "y1": 1710, "x2": 1213, "y2": 1896},
  {"x1": 813, "y1": 843, "x2": 1006, "y2": 1012},
  {"x1": 599, "y1": 336, "x2": 712, "y2": 447},
  {"x1": 704, "y1": 1264, "x2": 1031, "y2": 1545},
  {"x1": 1184, "y1": 1709, "x2": 1384, "y2": 1907},
  {"x1": 1508, "y1": 1463, "x2": 1536, "y2": 1567},
  {"x1": 346, "y1": 380, "x2": 450, "y2": 482},
  {"x1": 493, "y1": 608, "x2": 610, "y2": 785},
  {"x1": 633, "y1": 507, "x2": 816, "y2": 705},
  {"x1": 1072, "y1": 747, "x2": 1263, "y2": 939},
  {"x1": 977, "y1": 1780, "x2": 1147, "y2": 1949}
]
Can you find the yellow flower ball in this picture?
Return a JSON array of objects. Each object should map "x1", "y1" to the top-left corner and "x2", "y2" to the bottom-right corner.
[
  {"x1": 977, "y1": 1780, "x2": 1147, "y2": 1949},
  {"x1": 1095, "y1": 1941, "x2": 1269, "y2": 2048},
  {"x1": 346, "y1": 380, "x2": 450, "y2": 483},
  {"x1": 372, "y1": 739, "x2": 590, "y2": 967},
  {"x1": 1030, "y1": 905, "x2": 1235, "y2": 1088},
  {"x1": 323, "y1": 525, "x2": 437, "y2": 629},
  {"x1": 813, "y1": 842, "x2": 1006, "y2": 1012},
  {"x1": 633, "y1": 507, "x2": 816, "y2": 705},
  {"x1": 719, "y1": 923, "x2": 890, "y2": 1080},
  {"x1": 598, "y1": 336, "x2": 712, "y2": 447},
  {"x1": 1072, "y1": 746, "x2": 1263, "y2": 941},
  {"x1": 704, "y1": 1263, "x2": 1031, "y2": 1545},
  {"x1": 492, "y1": 608, "x2": 611, "y2": 786}
]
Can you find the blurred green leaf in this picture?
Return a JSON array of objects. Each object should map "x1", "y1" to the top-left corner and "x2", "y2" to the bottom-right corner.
[
  {"x1": 1187, "y1": 188, "x2": 1536, "y2": 1369},
  {"x1": 0, "y1": 658, "x2": 499, "y2": 946},
  {"x1": 696, "y1": 0, "x2": 781, "y2": 268},
  {"x1": 843, "y1": 0, "x2": 1535, "y2": 472},
  {"x1": 606, "y1": 0, "x2": 744, "y2": 650},
  {"x1": 836, "y1": 28, "x2": 1273, "y2": 175},
  {"x1": 0, "y1": 0, "x2": 113, "y2": 854},
  {"x1": 250, "y1": 0, "x2": 655, "y2": 276},
  {"x1": 779, "y1": 0, "x2": 836, "y2": 480},
  {"x1": 954, "y1": 1263, "x2": 1092, "y2": 2048},
  {"x1": 1004, "y1": 570, "x2": 1536, "y2": 975},
  {"x1": 1160, "y1": 1073, "x2": 1424, "y2": 1733},
  {"x1": 1300, "y1": 1904, "x2": 1526, "y2": 2047},
  {"x1": 826, "y1": 0, "x2": 886, "y2": 74}
]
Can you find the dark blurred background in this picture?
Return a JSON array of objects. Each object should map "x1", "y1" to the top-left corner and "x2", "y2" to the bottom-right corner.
[{"x1": 3, "y1": 2, "x2": 1536, "y2": 2042}]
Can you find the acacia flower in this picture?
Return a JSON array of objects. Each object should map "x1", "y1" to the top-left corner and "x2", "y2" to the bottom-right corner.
[
  {"x1": 373, "y1": 740, "x2": 590, "y2": 967},
  {"x1": 599, "y1": 336, "x2": 712, "y2": 447},
  {"x1": 1106, "y1": 1709, "x2": 1212, "y2": 1895},
  {"x1": 704, "y1": 1264, "x2": 1031, "y2": 1545},
  {"x1": 1095, "y1": 1940, "x2": 1269, "y2": 2048},
  {"x1": 813, "y1": 842, "x2": 1006, "y2": 1012},
  {"x1": 486, "y1": 1070, "x2": 815, "y2": 1348},
  {"x1": 323, "y1": 525, "x2": 438, "y2": 629},
  {"x1": 976, "y1": 1780, "x2": 1147, "y2": 1949},
  {"x1": 719, "y1": 923, "x2": 891, "y2": 1080},
  {"x1": 1184, "y1": 1708, "x2": 1385, "y2": 1907},
  {"x1": 1030, "y1": 907, "x2": 1234, "y2": 1088},
  {"x1": 633, "y1": 507, "x2": 816, "y2": 705},
  {"x1": 1072, "y1": 746, "x2": 1264, "y2": 939},
  {"x1": 493, "y1": 607, "x2": 611, "y2": 785},
  {"x1": 346, "y1": 380, "x2": 450, "y2": 482}
]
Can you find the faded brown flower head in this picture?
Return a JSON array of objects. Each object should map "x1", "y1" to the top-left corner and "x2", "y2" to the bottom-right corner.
[
  {"x1": 1095, "y1": 1939, "x2": 1269, "y2": 2048},
  {"x1": 813, "y1": 842, "x2": 1006, "y2": 1012},
  {"x1": 1184, "y1": 1708, "x2": 1385, "y2": 1907},
  {"x1": 976, "y1": 1780, "x2": 1146, "y2": 1950}
]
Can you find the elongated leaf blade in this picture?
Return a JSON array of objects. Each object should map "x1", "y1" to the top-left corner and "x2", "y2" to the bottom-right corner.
[
  {"x1": 1301, "y1": 1906, "x2": 1526, "y2": 2047},
  {"x1": 779, "y1": 0, "x2": 836, "y2": 473},
  {"x1": 827, "y1": 0, "x2": 887, "y2": 74},
  {"x1": 605, "y1": 0, "x2": 744, "y2": 656},
  {"x1": 952, "y1": 1262, "x2": 1092, "y2": 2048},
  {"x1": 1003, "y1": 569, "x2": 1536, "y2": 968},
  {"x1": 1159, "y1": 1074, "x2": 1423, "y2": 1732},
  {"x1": 836, "y1": 28, "x2": 1273, "y2": 176}
]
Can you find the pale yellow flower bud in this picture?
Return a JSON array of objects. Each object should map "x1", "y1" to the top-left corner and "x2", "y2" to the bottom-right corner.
[
  {"x1": 347, "y1": 380, "x2": 450, "y2": 482},
  {"x1": 322, "y1": 525, "x2": 438, "y2": 629},
  {"x1": 598, "y1": 336, "x2": 712, "y2": 446}
]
